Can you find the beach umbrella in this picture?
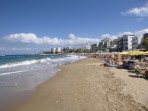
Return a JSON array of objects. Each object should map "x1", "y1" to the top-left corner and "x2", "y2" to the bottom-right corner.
[
  {"x1": 127, "y1": 51, "x2": 144, "y2": 55},
  {"x1": 143, "y1": 51, "x2": 148, "y2": 55},
  {"x1": 118, "y1": 51, "x2": 128, "y2": 55}
]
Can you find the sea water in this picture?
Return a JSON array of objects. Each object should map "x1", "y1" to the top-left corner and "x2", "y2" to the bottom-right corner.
[{"x1": 0, "y1": 54, "x2": 86, "y2": 110}]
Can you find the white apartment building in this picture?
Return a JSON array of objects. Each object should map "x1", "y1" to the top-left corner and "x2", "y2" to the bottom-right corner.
[
  {"x1": 132, "y1": 36, "x2": 142, "y2": 50},
  {"x1": 99, "y1": 37, "x2": 112, "y2": 48},
  {"x1": 122, "y1": 35, "x2": 135, "y2": 51},
  {"x1": 56, "y1": 47, "x2": 62, "y2": 53},
  {"x1": 51, "y1": 48, "x2": 56, "y2": 53},
  {"x1": 106, "y1": 39, "x2": 112, "y2": 48},
  {"x1": 81, "y1": 44, "x2": 91, "y2": 51},
  {"x1": 51, "y1": 47, "x2": 62, "y2": 53}
]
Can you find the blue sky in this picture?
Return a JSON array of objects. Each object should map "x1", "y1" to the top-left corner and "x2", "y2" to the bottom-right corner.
[{"x1": 0, "y1": 0, "x2": 148, "y2": 54}]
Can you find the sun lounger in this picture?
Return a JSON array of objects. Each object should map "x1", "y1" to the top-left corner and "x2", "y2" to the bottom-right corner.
[
  {"x1": 103, "y1": 61, "x2": 118, "y2": 67},
  {"x1": 133, "y1": 67, "x2": 148, "y2": 78},
  {"x1": 145, "y1": 70, "x2": 148, "y2": 78}
]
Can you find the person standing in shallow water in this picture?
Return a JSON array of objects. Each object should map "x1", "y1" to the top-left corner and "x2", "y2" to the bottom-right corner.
[{"x1": 78, "y1": 54, "x2": 80, "y2": 59}]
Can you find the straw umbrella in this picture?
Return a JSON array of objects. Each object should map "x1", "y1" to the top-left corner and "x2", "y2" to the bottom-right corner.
[
  {"x1": 143, "y1": 51, "x2": 148, "y2": 55},
  {"x1": 127, "y1": 51, "x2": 144, "y2": 61},
  {"x1": 118, "y1": 51, "x2": 128, "y2": 55},
  {"x1": 127, "y1": 51, "x2": 144, "y2": 56},
  {"x1": 118, "y1": 51, "x2": 128, "y2": 61}
]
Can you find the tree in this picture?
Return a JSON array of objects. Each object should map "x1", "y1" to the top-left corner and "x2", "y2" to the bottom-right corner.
[
  {"x1": 42, "y1": 51, "x2": 50, "y2": 54},
  {"x1": 142, "y1": 38, "x2": 148, "y2": 50},
  {"x1": 83, "y1": 49, "x2": 90, "y2": 53}
]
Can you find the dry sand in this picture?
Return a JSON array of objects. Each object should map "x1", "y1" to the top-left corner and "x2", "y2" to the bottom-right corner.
[
  {"x1": 111, "y1": 68, "x2": 148, "y2": 109},
  {"x1": 14, "y1": 58, "x2": 148, "y2": 111}
]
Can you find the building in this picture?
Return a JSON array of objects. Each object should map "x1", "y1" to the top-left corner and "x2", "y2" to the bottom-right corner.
[
  {"x1": 99, "y1": 37, "x2": 112, "y2": 48},
  {"x1": 51, "y1": 48, "x2": 56, "y2": 53},
  {"x1": 122, "y1": 35, "x2": 135, "y2": 51},
  {"x1": 63, "y1": 47, "x2": 71, "y2": 53},
  {"x1": 81, "y1": 44, "x2": 91, "y2": 50},
  {"x1": 109, "y1": 39, "x2": 118, "y2": 52},
  {"x1": 132, "y1": 36, "x2": 141, "y2": 50},
  {"x1": 98, "y1": 37, "x2": 112, "y2": 52},
  {"x1": 81, "y1": 44, "x2": 91, "y2": 53},
  {"x1": 117, "y1": 35, "x2": 135, "y2": 51},
  {"x1": 117, "y1": 37, "x2": 123, "y2": 51},
  {"x1": 143, "y1": 33, "x2": 148, "y2": 39},
  {"x1": 51, "y1": 47, "x2": 62, "y2": 53},
  {"x1": 91, "y1": 43, "x2": 99, "y2": 53},
  {"x1": 56, "y1": 47, "x2": 62, "y2": 53}
]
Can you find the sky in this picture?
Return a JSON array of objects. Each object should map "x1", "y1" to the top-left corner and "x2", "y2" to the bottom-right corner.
[{"x1": 0, "y1": 0, "x2": 148, "y2": 54}]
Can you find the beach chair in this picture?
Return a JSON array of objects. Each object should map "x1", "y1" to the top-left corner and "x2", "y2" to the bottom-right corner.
[
  {"x1": 145, "y1": 70, "x2": 148, "y2": 78},
  {"x1": 133, "y1": 67, "x2": 147, "y2": 78},
  {"x1": 103, "y1": 61, "x2": 118, "y2": 67}
]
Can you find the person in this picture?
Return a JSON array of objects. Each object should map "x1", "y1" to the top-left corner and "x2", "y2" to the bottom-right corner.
[
  {"x1": 100, "y1": 59, "x2": 117, "y2": 67},
  {"x1": 100, "y1": 60, "x2": 107, "y2": 67},
  {"x1": 78, "y1": 54, "x2": 80, "y2": 59},
  {"x1": 132, "y1": 62, "x2": 141, "y2": 70}
]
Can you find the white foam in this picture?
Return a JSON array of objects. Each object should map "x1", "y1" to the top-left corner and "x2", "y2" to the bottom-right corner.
[
  {"x1": 0, "y1": 58, "x2": 51, "y2": 69},
  {"x1": 37, "y1": 58, "x2": 51, "y2": 63},
  {"x1": 0, "y1": 55, "x2": 86, "y2": 76},
  {"x1": 0, "y1": 67, "x2": 50, "y2": 76},
  {"x1": 50, "y1": 55, "x2": 86, "y2": 65},
  {"x1": 51, "y1": 58, "x2": 65, "y2": 62},
  {"x1": 0, "y1": 70, "x2": 28, "y2": 75}
]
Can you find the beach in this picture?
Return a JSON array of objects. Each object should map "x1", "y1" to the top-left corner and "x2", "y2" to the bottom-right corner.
[{"x1": 13, "y1": 58, "x2": 148, "y2": 111}]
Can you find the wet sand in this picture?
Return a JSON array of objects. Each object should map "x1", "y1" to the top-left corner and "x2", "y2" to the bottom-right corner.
[{"x1": 13, "y1": 58, "x2": 148, "y2": 111}]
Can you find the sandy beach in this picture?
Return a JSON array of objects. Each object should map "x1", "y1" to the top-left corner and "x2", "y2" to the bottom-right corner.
[{"x1": 13, "y1": 58, "x2": 148, "y2": 111}]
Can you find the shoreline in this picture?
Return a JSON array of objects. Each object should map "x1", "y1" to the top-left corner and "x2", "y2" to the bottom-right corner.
[
  {"x1": 0, "y1": 54, "x2": 84, "y2": 111},
  {"x1": 13, "y1": 58, "x2": 148, "y2": 111}
]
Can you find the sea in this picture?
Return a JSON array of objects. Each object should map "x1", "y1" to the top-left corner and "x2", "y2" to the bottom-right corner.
[{"x1": 0, "y1": 54, "x2": 86, "y2": 110}]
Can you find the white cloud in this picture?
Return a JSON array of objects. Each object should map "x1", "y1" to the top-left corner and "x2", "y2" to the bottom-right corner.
[
  {"x1": 121, "y1": 3, "x2": 148, "y2": 17},
  {"x1": 5, "y1": 33, "x2": 100, "y2": 46},
  {"x1": 117, "y1": 32, "x2": 133, "y2": 37},
  {"x1": 69, "y1": 33, "x2": 76, "y2": 39},
  {"x1": 101, "y1": 34, "x2": 117, "y2": 40},
  {"x1": 100, "y1": 32, "x2": 134, "y2": 40},
  {"x1": 134, "y1": 28, "x2": 148, "y2": 38},
  {"x1": 5, "y1": 33, "x2": 61, "y2": 45},
  {"x1": 100, "y1": 28, "x2": 148, "y2": 39},
  {"x1": 5, "y1": 28, "x2": 148, "y2": 48}
]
